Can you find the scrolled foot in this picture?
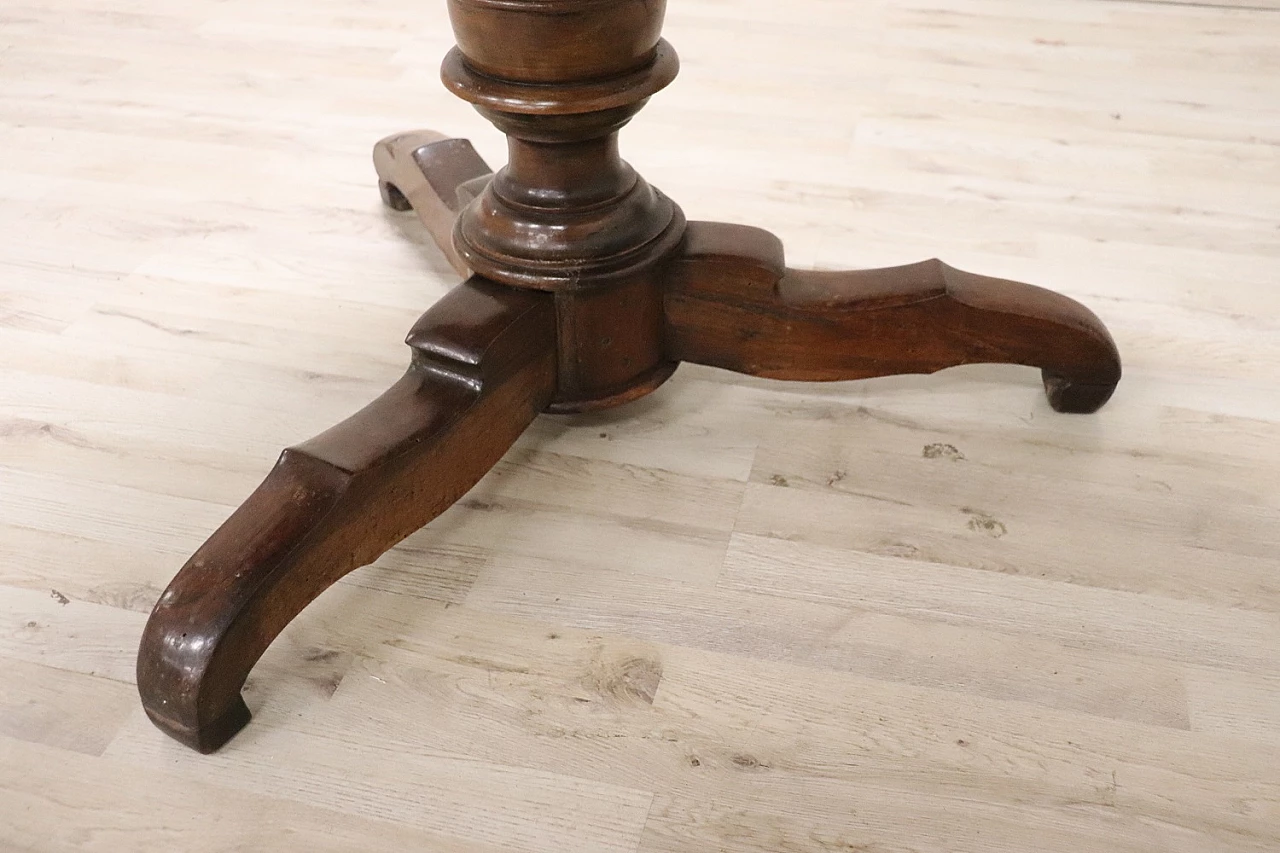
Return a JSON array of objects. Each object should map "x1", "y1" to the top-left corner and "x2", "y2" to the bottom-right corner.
[
  {"x1": 145, "y1": 691, "x2": 250, "y2": 755},
  {"x1": 378, "y1": 179, "x2": 413, "y2": 212},
  {"x1": 1042, "y1": 371, "x2": 1117, "y2": 415},
  {"x1": 372, "y1": 131, "x2": 494, "y2": 275},
  {"x1": 664, "y1": 222, "x2": 1120, "y2": 413},
  {"x1": 137, "y1": 278, "x2": 556, "y2": 752}
]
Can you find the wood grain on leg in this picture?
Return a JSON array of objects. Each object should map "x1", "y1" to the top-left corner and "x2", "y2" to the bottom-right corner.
[
  {"x1": 664, "y1": 222, "x2": 1121, "y2": 413},
  {"x1": 136, "y1": 279, "x2": 556, "y2": 752},
  {"x1": 373, "y1": 131, "x2": 494, "y2": 276}
]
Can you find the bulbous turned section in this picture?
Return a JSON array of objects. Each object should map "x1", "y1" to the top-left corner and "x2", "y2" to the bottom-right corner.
[
  {"x1": 446, "y1": 0, "x2": 668, "y2": 84},
  {"x1": 455, "y1": 132, "x2": 686, "y2": 290},
  {"x1": 440, "y1": 2, "x2": 685, "y2": 291}
]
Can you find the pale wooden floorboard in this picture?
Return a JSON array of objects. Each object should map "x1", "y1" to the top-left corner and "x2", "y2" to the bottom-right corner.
[{"x1": 2, "y1": 0, "x2": 1279, "y2": 850}]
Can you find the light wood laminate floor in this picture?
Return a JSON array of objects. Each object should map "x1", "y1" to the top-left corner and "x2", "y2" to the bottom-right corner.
[{"x1": 2, "y1": 0, "x2": 1278, "y2": 850}]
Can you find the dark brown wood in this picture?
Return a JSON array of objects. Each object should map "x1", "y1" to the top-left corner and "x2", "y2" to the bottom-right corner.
[
  {"x1": 139, "y1": 0, "x2": 1123, "y2": 752},
  {"x1": 441, "y1": 36, "x2": 684, "y2": 294},
  {"x1": 446, "y1": 0, "x2": 668, "y2": 85},
  {"x1": 665, "y1": 222, "x2": 1121, "y2": 413},
  {"x1": 137, "y1": 279, "x2": 556, "y2": 752}
]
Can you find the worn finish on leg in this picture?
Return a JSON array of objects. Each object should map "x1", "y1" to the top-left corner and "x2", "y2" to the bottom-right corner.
[
  {"x1": 664, "y1": 222, "x2": 1121, "y2": 413},
  {"x1": 136, "y1": 279, "x2": 556, "y2": 752}
]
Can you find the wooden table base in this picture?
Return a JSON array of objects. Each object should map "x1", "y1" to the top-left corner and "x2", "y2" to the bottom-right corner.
[{"x1": 137, "y1": 0, "x2": 1121, "y2": 753}]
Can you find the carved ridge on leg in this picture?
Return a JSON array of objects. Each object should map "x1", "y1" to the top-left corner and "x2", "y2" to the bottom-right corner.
[
  {"x1": 137, "y1": 279, "x2": 556, "y2": 752},
  {"x1": 664, "y1": 221, "x2": 1120, "y2": 413},
  {"x1": 373, "y1": 131, "x2": 494, "y2": 276}
]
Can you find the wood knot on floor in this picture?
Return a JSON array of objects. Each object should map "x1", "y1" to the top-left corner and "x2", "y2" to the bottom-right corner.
[{"x1": 581, "y1": 650, "x2": 664, "y2": 705}]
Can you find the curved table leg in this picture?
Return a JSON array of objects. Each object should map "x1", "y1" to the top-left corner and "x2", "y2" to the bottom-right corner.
[
  {"x1": 137, "y1": 278, "x2": 556, "y2": 752},
  {"x1": 664, "y1": 222, "x2": 1120, "y2": 413},
  {"x1": 373, "y1": 131, "x2": 494, "y2": 276}
]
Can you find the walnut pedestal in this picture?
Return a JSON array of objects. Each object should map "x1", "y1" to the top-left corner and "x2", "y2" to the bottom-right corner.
[{"x1": 138, "y1": 0, "x2": 1121, "y2": 753}]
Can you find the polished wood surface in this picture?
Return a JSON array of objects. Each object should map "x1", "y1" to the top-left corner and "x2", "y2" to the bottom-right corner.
[
  {"x1": 3, "y1": 0, "x2": 1280, "y2": 850},
  {"x1": 137, "y1": 279, "x2": 556, "y2": 751},
  {"x1": 667, "y1": 221, "x2": 1120, "y2": 412}
]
